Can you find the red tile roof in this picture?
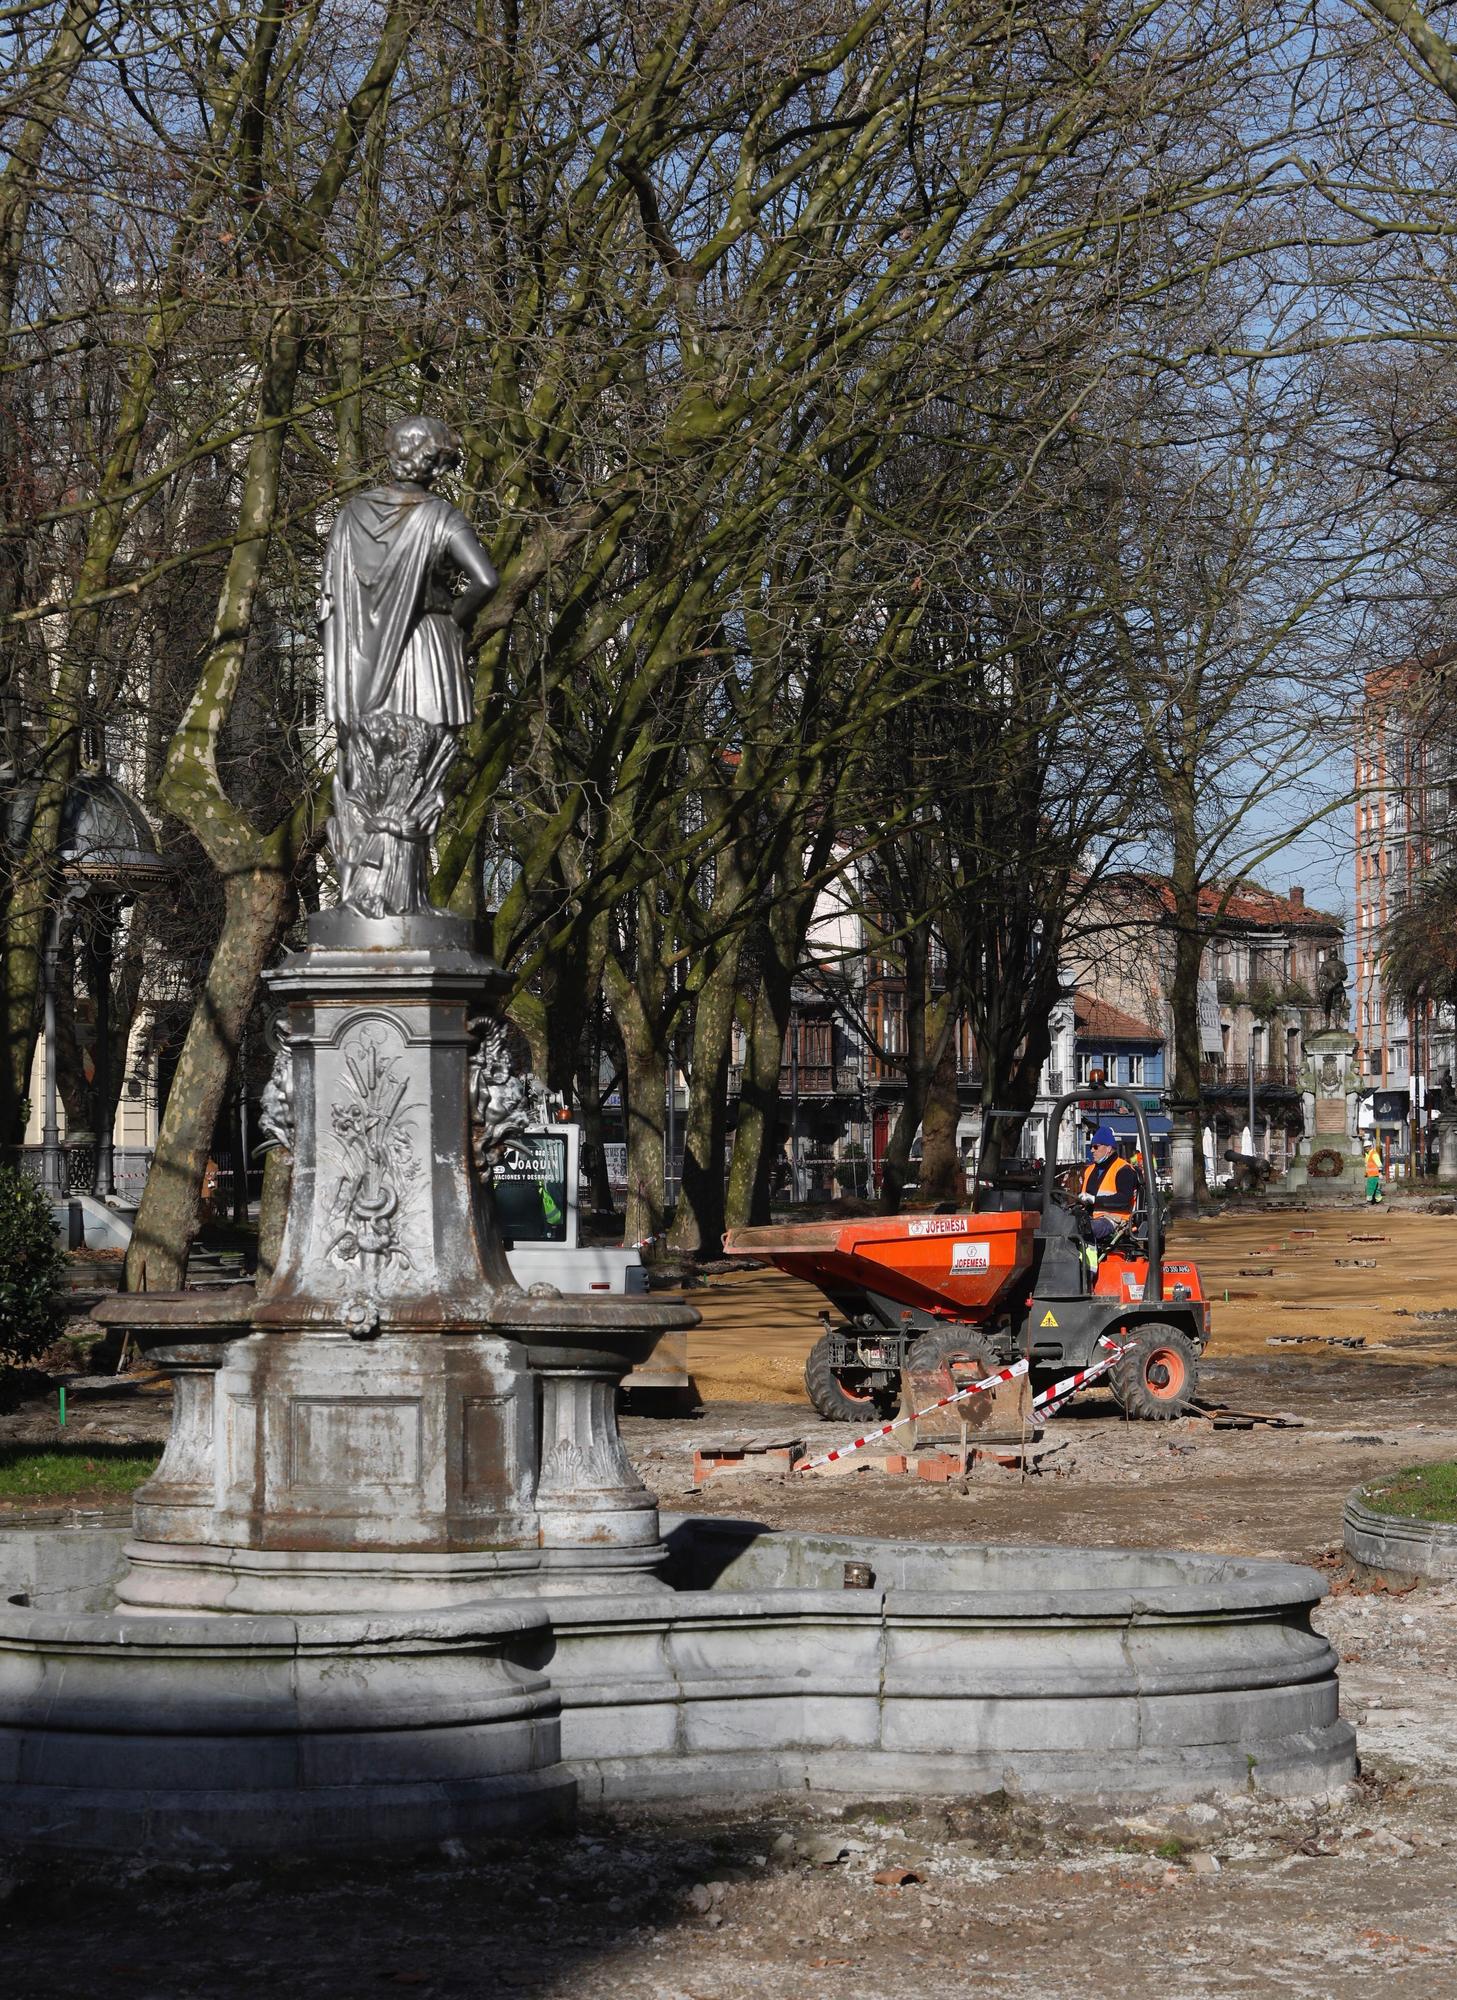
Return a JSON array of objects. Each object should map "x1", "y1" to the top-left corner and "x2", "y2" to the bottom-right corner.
[
  {"x1": 1075, "y1": 996, "x2": 1163, "y2": 1044},
  {"x1": 1107, "y1": 872, "x2": 1340, "y2": 933},
  {"x1": 1193, "y1": 882, "x2": 1340, "y2": 931}
]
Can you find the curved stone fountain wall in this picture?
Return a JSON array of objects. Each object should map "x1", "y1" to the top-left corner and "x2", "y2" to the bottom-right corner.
[
  {"x1": 546, "y1": 1519, "x2": 1353, "y2": 1805},
  {"x1": 0, "y1": 1514, "x2": 1355, "y2": 1854},
  {"x1": 1344, "y1": 1484, "x2": 1457, "y2": 1579}
]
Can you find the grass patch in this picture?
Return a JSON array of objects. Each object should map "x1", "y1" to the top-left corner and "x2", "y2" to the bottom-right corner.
[
  {"x1": 1362, "y1": 1461, "x2": 1457, "y2": 1523},
  {"x1": 0, "y1": 1441, "x2": 161, "y2": 1500}
]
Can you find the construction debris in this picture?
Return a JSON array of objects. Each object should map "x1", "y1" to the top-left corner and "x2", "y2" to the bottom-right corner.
[
  {"x1": 693, "y1": 1437, "x2": 805, "y2": 1486},
  {"x1": 1187, "y1": 1400, "x2": 1305, "y2": 1429}
]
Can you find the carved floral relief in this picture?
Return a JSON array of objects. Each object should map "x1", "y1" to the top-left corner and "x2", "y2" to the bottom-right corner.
[{"x1": 326, "y1": 1023, "x2": 416, "y2": 1277}]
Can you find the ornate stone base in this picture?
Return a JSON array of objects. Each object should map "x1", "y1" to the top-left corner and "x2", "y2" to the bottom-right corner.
[
  {"x1": 93, "y1": 897, "x2": 697, "y2": 1622},
  {"x1": 209, "y1": 1330, "x2": 538, "y2": 1553},
  {"x1": 100, "y1": 1292, "x2": 695, "y2": 1611}
]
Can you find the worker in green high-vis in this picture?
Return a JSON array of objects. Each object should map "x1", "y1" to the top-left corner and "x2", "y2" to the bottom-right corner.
[{"x1": 538, "y1": 1180, "x2": 564, "y2": 1230}]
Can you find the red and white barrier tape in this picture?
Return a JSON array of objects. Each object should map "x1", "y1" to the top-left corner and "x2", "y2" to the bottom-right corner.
[
  {"x1": 793, "y1": 1359, "x2": 1029, "y2": 1473},
  {"x1": 793, "y1": 1333, "x2": 1139, "y2": 1474},
  {"x1": 1030, "y1": 1335, "x2": 1134, "y2": 1419}
]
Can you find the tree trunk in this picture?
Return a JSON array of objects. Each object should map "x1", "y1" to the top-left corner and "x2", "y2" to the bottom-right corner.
[
  {"x1": 124, "y1": 861, "x2": 289, "y2": 1290},
  {"x1": 725, "y1": 970, "x2": 789, "y2": 1230},
  {"x1": 575, "y1": 1031, "x2": 616, "y2": 1219},
  {"x1": 918, "y1": 1030, "x2": 962, "y2": 1203},
  {"x1": 1167, "y1": 828, "x2": 1208, "y2": 1218},
  {"x1": 879, "y1": 927, "x2": 950, "y2": 1213},
  {"x1": 257, "y1": 1143, "x2": 292, "y2": 1283},
  {"x1": 669, "y1": 944, "x2": 741, "y2": 1258},
  {"x1": 621, "y1": 1030, "x2": 667, "y2": 1248},
  {"x1": 725, "y1": 870, "x2": 819, "y2": 1230},
  {"x1": 122, "y1": 15, "x2": 410, "y2": 1279}
]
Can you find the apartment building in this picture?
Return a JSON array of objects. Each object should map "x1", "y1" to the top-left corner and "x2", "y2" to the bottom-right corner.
[
  {"x1": 1068, "y1": 876, "x2": 1344, "y2": 1172},
  {"x1": 1353, "y1": 660, "x2": 1457, "y2": 1155}
]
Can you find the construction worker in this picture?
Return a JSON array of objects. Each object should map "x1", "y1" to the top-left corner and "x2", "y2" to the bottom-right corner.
[
  {"x1": 1364, "y1": 1136, "x2": 1385, "y2": 1206},
  {"x1": 1080, "y1": 1124, "x2": 1139, "y2": 1247}
]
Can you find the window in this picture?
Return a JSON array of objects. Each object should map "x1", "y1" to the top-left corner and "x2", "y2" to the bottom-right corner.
[
  {"x1": 1127, "y1": 1053, "x2": 1145, "y2": 1085},
  {"x1": 1076, "y1": 1052, "x2": 1095, "y2": 1085},
  {"x1": 797, "y1": 1019, "x2": 832, "y2": 1067}
]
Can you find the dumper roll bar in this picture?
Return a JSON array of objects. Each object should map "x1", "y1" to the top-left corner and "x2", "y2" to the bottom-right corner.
[{"x1": 1038, "y1": 1085, "x2": 1162, "y2": 1304}]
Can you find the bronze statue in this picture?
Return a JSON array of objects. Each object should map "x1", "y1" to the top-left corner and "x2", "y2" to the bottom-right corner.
[
  {"x1": 320, "y1": 415, "x2": 497, "y2": 916},
  {"x1": 1316, "y1": 950, "x2": 1349, "y2": 1031}
]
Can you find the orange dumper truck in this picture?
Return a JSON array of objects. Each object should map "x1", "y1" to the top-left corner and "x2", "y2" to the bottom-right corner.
[{"x1": 724, "y1": 1087, "x2": 1209, "y2": 1424}]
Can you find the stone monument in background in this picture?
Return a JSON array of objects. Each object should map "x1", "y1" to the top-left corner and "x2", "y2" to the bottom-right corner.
[{"x1": 1285, "y1": 950, "x2": 1364, "y2": 1188}]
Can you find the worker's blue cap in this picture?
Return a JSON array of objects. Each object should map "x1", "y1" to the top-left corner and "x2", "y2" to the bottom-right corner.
[{"x1": 1090, "y1": 1124, "x2": 1117, "y2": 1149}]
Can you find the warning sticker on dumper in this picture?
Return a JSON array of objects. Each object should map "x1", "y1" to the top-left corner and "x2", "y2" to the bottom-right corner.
[
  {"x1": 908, "y1": 1216, "x2": 968, "y2": 1238},
  {"x1": 950, "y1": 1240, "x2": 992, "y2": 1273}
]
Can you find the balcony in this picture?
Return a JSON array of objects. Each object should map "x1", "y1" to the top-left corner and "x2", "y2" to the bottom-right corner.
[
  {"x1": 1200, "y1": 1060, "x2": 1299, "y2": 1092},
  {"x1": 726, "y1": 1062, "x2": 862, "y2": 1099},
  {"x1": 862, "y1": 1055, "x2": 982, "y2": 1091}
]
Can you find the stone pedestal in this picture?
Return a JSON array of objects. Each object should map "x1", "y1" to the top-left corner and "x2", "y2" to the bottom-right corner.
[
  {"x1": 532, "y1": 1339, "x2": 667, "y2": 1589},
  {"x1": 107, "y1": 907, "x2": 696, "y2": 1615},
  {"x1": 1439, "y1": 1111, "x2": 1457, "y2": 1182},
  {"x1": 53, "y1": 901, "x2": 696, "y2": 1852},
  {"x1": 127, "y1": 1298, "x2": 251, "y2": 1545},
  {"x1": 117, "y1": 1328, "x2": 547, "y2": 1614},
  {"x1": 1285, "y1": 1028, "x2": 1364, "y2": 1188},
  {"x1": 254, "y1": 906, "x2": 517, "y2": 1332}
]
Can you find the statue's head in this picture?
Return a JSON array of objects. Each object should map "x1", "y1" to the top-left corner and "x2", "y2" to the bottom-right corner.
[{"x1": 385, "y1": 414, "x2": 460, "y2": 486}]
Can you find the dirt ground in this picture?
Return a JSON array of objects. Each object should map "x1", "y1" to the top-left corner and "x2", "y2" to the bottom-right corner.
[
  {"x1": 681, "y1": 1201, "x2": 1457, "y2": 1401},
  {"x1": 7, "y1": 1198, "x2": 1457, "y2": 1998}
]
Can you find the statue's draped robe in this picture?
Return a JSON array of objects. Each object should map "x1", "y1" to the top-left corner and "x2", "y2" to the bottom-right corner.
[{"x1": 320, "y1": 488, "x2": 473, "y2": 729}]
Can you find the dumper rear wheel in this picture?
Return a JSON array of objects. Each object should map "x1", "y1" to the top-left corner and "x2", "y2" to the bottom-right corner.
[
  {"x1": 804, "y1": 1332, "x2": 897, "y2": 1423},
  {"x1": 1110, "y1": 1325, "x2": 1199, "y2": 1420}
]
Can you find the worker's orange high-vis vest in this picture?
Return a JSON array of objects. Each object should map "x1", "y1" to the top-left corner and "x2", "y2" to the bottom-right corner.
[
  {"x1": 1081, "y1": 1154, "x2": 1134, "y2": 1224},
  {"x1": 1365, "y1": 1146, "x2": 1382, "y2": 1178}
]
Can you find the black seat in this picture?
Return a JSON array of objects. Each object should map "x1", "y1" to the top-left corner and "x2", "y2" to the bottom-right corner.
[{"x1": 1029, "y1": 1199, "x2": 1089, "y2": 1297}]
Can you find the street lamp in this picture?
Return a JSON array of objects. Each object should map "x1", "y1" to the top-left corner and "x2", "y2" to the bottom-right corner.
[{"x1": 39, "y1": 774, "x2": 170, "y2": 1200}]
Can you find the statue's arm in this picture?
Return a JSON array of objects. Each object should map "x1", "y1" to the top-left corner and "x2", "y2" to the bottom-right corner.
[{"x1": 444, "y1": 513, "x2": 499, "y2": 630}]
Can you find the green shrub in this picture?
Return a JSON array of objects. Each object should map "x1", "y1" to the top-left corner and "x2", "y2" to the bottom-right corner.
[{"x1": 0, "y1": 1167, "x2": 66, "y2": 1373}]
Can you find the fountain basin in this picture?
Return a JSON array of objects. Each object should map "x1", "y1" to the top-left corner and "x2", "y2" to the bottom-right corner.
[
  {"x1": 541, "y1": 1519, "x2": 1353, "y2": 1804},
  {"x1": 0, "y1": 1595, "x2": 572, "y2": 1854},
  {"x1": 0, "y1": 1515, "x2": 1354, "y2": 1855},
  {"x1": 1344, "y1": 1481, "x2": 1457, "y2": 1579}
]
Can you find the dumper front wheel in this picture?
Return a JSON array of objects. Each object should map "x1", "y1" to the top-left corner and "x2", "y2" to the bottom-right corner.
[
  {"x1": 902, "y1": 1328, "x2": 1007, "y2": 1411},
  {"x1": 804, "y1": 1332, "x2": 897, "y2": 1423},
  {"x1": 1110, "y1": 1325, "x2": 1199, "y2": 1420}
]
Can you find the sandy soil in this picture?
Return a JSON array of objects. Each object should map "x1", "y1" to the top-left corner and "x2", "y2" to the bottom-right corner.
[
  {"x1": 6, "y1": 1199, "x2": 1457, "y2": 1998},
  {"x1": 682, "y1": 1203, "x2": 1457, "y2": 1403}
]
